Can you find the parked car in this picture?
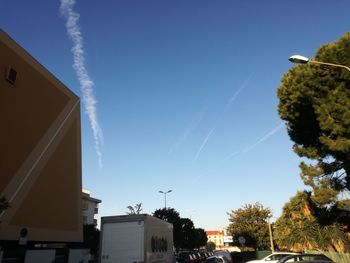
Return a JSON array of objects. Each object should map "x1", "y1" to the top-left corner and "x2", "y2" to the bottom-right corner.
[
  {"x1": 190, "y1": 253, "x2": 201, "y2": 263},
  {"x1": 277, "y1": 253, "x2": 333, "y2": 263},
  {"x1": 201, "y1": 251, "x2": 210, "y2": 261},
  {"x1": 214, "y1": 251, "x2": 232, "y2": 263},
  {"x1": 246, "y1": 252, "x2": 299, "y2": 263},
  {"x1": 196, "y1": 252, "x2": 206, "y2": 262},
  {"x1": 177, "y1": 252, "x2": 192, "y2": 263},
  {"x1": 205, "y1": 256, "x2": 230, "y2": 263}
]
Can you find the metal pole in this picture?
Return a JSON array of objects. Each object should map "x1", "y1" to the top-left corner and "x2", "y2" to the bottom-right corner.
[
  {"x1": 164, "y1": 193, "x2": 167, "y2": 209},
  {"x1": 268, "y1": 218, "x2": 274, "y2": 253},
  {"x1": 309, "y1": 60, "x2": 350, "y2": 72}
]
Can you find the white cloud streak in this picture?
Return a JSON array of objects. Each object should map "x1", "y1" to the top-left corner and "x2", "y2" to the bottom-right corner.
[
  {"x1": 168, "y1": 109, "x2": 206, "y2": 154},
  {"x1": 60, "y1": 0, "x2": 103, "y2": 167},
  {"x1": 194, "y1": 122, "x2": 285, "y2": 182},
  {"x1": 193, "y1": 75, "x2": 253, "y2": 161},
  {"x1": 221, "y1": 122, "x2": 285, "y2": 162},
  {"x1": 226, "y1": 74, "x2": 252, "y2": 109},
  {"x1": 194, "y1": 128, "x2": 215, "y2": 161},
  {"x1": 243, "y1": 122, "x2": 284, "y2": 153}
]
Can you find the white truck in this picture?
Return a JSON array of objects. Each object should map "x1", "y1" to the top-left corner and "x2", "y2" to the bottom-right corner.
[{"x1": 99, "y1": 214, "x2": 174, "y2": 263}]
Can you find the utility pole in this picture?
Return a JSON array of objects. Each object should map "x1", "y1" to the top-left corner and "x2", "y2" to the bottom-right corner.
[{"x1": 268, "y1": 217, "x2": 275, "y2": 253}]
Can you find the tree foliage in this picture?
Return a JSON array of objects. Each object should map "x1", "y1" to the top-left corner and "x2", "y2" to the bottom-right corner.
[
  {"x1": 153, "y1": 207, "x2": 207, "y2": 250},
  {"x1": 206, "y1": 241, "x2": 216, "y2": 251},
  {"x1": 194, "y1": 228, "x2": 208, "y2": 248},
  {"x1": 227, "y1": 203, "x2": 271, "y2": 250},
  {"x1": 274, "y1": 191, "x2": 350, "y2": 253},
  {"x1": 153, "y1": 207, "x2": 180, "y2": 223},
  {"x1": 178, "y1": 218, "x2": 196, "y2": 249},
  {"x1": 277, "y1": 32, "x2": 350, "y2": 211},
  {"x1": 126, "y1": 203, "x2": 143, "y2": 215},
  {"x1": 83, "y1": 224, "x2": 100, "y2": 256}
]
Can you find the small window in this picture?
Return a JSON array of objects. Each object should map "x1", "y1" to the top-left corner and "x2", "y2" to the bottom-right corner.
[
  {"x1": 6, "y1": 67, "x2": 17, "y2": 85},
  {"x1": 82, "y1": 202, "x2": 88, "y2": 210}
]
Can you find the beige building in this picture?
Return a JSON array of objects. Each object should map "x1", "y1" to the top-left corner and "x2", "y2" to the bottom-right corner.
[
  {"x1": 82, "y1": 189, "x2": 101, "y2": 226},
  {"x1": 0, "y1": 29, "x2": 82, "y2": 242},
  {"x1": 205, "y1": 230, "x2": 224, "y2": 248}
]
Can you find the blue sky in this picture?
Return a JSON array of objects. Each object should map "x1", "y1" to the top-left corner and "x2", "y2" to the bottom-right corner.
[{"x1": 2, "y1": 1, "x2": 350, "y2": 230}]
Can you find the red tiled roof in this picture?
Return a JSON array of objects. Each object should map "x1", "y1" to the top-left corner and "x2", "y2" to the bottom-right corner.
[{"x1": 205, "y1": 230, "x2": 224, "y2": 236}]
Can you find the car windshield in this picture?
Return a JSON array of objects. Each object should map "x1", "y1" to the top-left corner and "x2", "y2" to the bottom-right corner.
[{"x1": 268, "y1": 254, "x2": 290, "y2": 260}]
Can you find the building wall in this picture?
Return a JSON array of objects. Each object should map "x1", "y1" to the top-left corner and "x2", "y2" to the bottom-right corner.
[
  {"x1": 82, "y1": 202, "x2": 95, "y2": 225},
  {"x1": 82, "y1": 190, "x2": 101, "y2": 225},
  {"x1": 205, "y1": 230, "x2": 224, "y2": 248},
  {"x1": 0, "y1": 29, "x2": 82, "y2": 242}
]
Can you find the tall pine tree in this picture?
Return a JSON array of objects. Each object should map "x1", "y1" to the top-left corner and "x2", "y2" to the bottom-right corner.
[{"x1": 277, "y1": 33, "x2": 350, "y2": 214}]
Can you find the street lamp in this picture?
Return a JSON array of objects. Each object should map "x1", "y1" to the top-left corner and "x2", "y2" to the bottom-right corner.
[
  {"x1": 158, "y1": 190, "x2": 172, "y2": 209},
  {"x1": 289, "y1": 54, "x2": 350, "y2": 72}
]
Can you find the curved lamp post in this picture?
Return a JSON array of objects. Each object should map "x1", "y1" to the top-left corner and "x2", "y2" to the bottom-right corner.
[
  {"x1": 289, "y1": 55, "x2": 350, "y2": 72},
  {"x1": 159, "y1": 190, "x2": 172, "y2": 209}
]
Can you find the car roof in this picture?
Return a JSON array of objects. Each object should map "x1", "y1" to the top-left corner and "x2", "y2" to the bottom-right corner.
[
  {"x1": 270, "y1": 252, "x2": 298, "y2": 254},
  {"x1": 277, "y1": 253, "x2": 333, "y2": 263}
]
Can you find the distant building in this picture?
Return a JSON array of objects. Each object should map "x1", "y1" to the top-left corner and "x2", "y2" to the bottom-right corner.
[
  {"x1": 206, "y1": 230, "x2": 240, "y2": 252},
  {"x1": 224, "y1": 235, "x2": 233, "y2": 246},
  {"x1": 82, "y1": 189, "x2": 101, "y2": 226},
  {"x1": 205, "y1": 230, "x2": 224, "y2": 248}
]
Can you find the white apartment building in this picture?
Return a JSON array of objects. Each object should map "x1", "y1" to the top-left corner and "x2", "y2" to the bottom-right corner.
[
  {"x1": 82, "y1": 189, "x2": 101, "y2": 226},
  {"x1": 205, "y1": 230, "x2": 224, "y2": 248}
]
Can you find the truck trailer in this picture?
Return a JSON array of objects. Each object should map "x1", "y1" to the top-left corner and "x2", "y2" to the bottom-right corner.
[{"x1": 99, "y1": 214, "x2": 174, "y2": 263}]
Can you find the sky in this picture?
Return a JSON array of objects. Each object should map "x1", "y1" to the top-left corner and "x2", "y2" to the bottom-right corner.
[{"x1": 1, "y1": 0, "x2": 350, "y2": 231}]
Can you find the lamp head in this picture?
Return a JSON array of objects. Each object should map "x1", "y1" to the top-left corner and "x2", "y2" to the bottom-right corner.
[{"x1": 289, "y1": 55, "x2": 310, "y2": 64}]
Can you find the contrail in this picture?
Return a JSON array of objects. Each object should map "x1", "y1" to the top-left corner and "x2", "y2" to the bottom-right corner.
[
  {"x1": 222, "y1": 122, "x2": 284, "y2": 162},
  {"x1": 194, "y1": 122, "x2": 284, "y2": 181},
  {"x1": 60, "y1": 0, "x2": 103, "y2": 167},
  {"x1": 194, "y1": 128, "x2": 214, "y2": 161},
  {"x1": 226, "y1": 75, "x2": 252, "y2": 109},
  {"x1": 168, "y1": 108, "x2": 206, "y2": 154},
  {"x1": 193, "y1": 122, "x2": 285, "y2": 182},
  {"x1": 221, "y1": 150, "x2": 240, "y2": 162},
  {"x1": 242, "y1": 122, "x2": 284, "y2": 153},
  {"x1": 193, "y1": 75, "x2": 252, "y2": 160}
]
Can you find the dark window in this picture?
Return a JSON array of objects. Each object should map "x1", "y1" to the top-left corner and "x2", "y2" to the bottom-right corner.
[{"x1": 6, "y1": 67, "x2": 17, "y2": 85}]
